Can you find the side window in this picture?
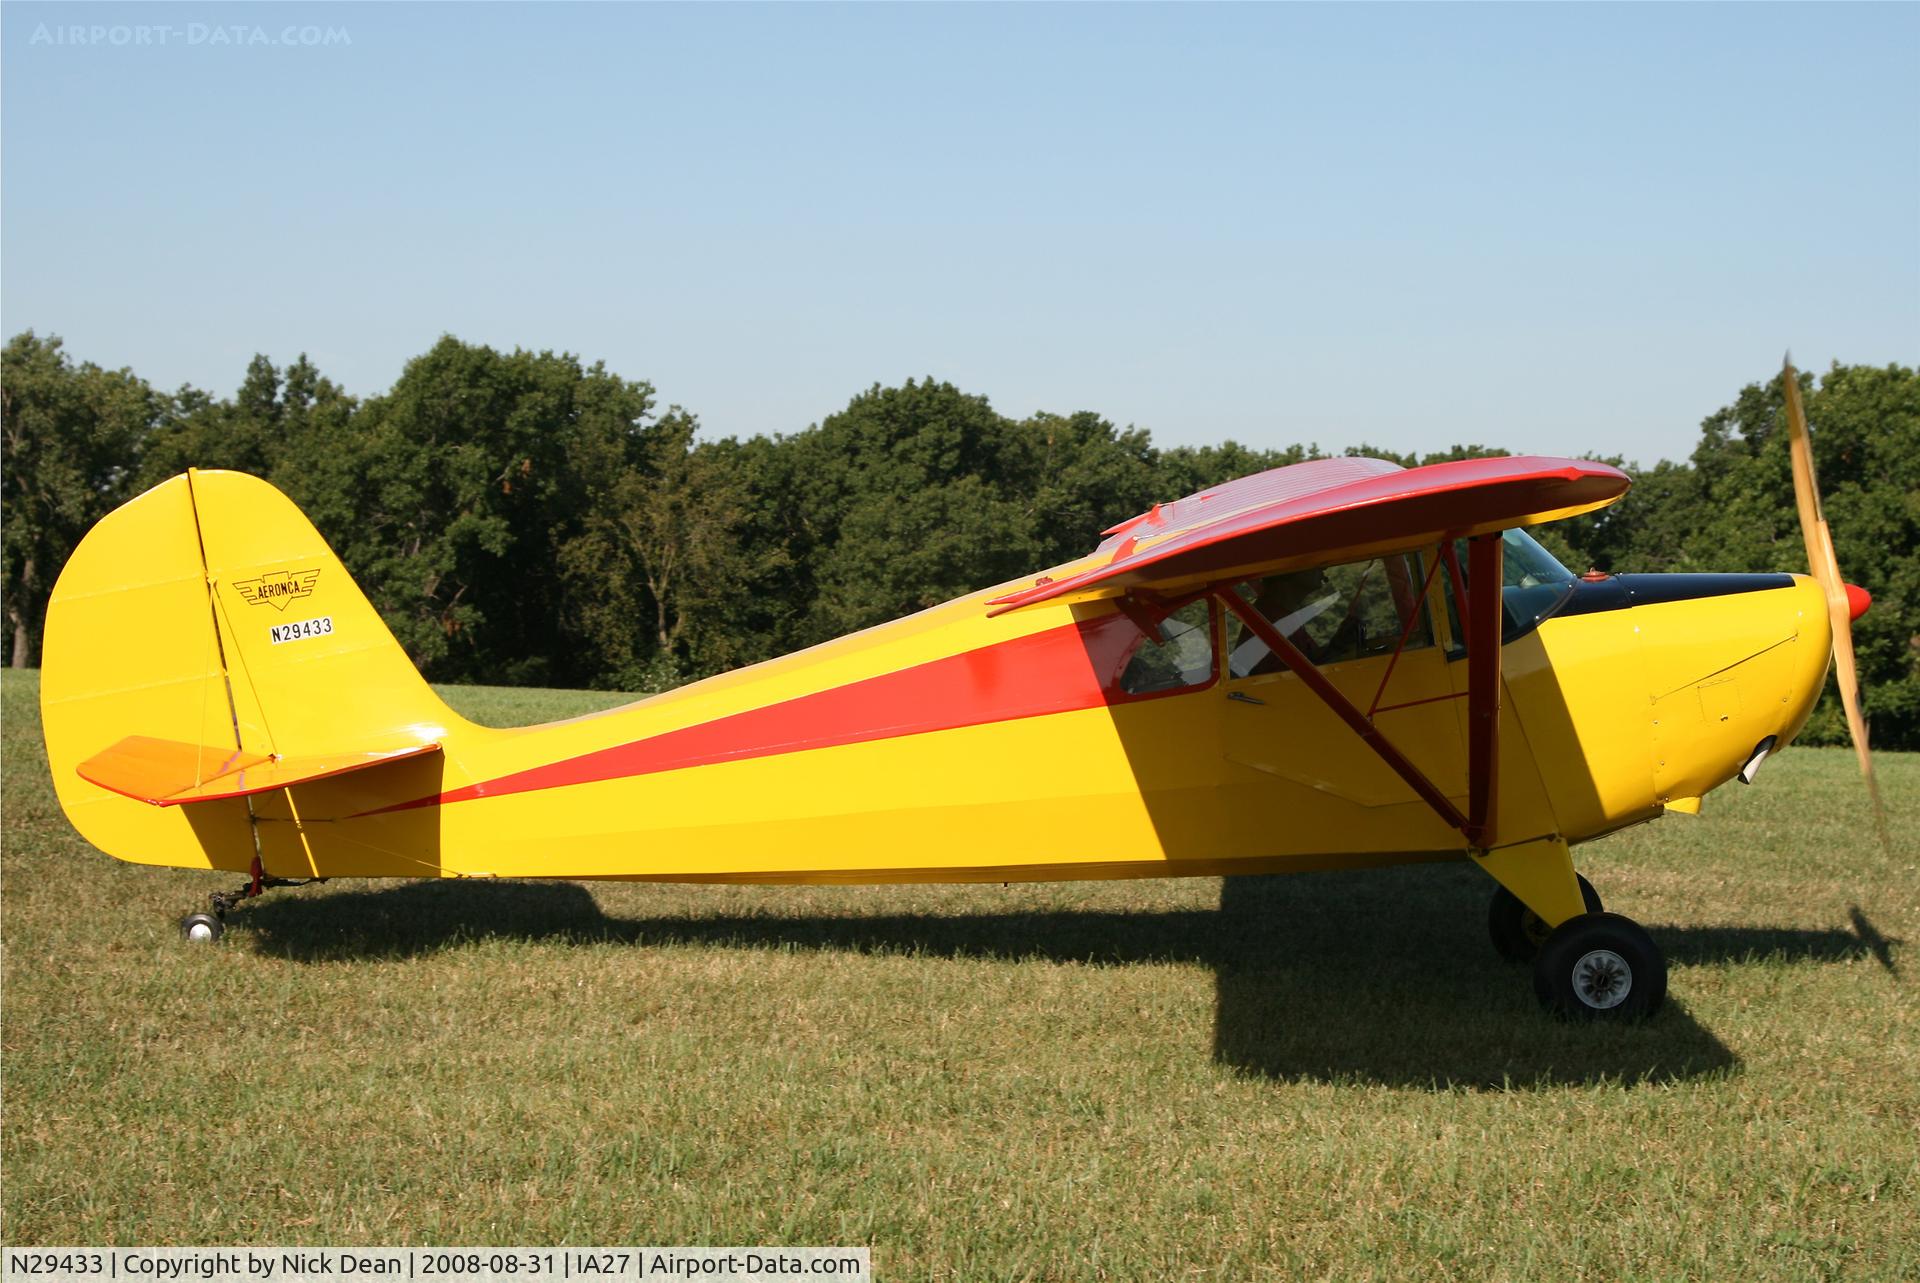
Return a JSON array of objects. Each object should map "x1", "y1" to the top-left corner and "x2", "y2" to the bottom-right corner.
[
  {"x1": 1229, "y1": 554, "x2": 1432, "y2": 677},
  {"x1": 1115, "y1": 598, "x2": 1216, "y2": 697}
]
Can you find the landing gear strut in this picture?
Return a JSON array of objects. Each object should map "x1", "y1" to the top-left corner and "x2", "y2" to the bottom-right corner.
[
  {"x1": 1488, "y1": 873, "x2": 1603, "y2": 961},
  {"x1": 178, "y1": 855, "x2": 322, "y2": 944}
]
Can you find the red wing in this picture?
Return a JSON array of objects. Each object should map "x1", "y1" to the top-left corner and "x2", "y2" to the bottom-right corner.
[{"x1": 990, "y1": 455, "x2": 1628, "y2": 614}]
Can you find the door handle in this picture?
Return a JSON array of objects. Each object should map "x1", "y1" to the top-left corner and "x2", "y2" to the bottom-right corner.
[{"x1": 1228, "y1": 691, "x2": 1266, "y2": 706}]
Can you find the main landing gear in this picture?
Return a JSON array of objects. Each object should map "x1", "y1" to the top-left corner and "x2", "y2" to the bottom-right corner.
[
  {"x1": 1532, "y1": 912, "x2": 1667, "y2": 1019},
  {"x1": 1475, "y1": 839, "x2": 1667, "y2": 1020},
  {"x1": 178, "y1": 855, "x2": 323, "y2": 944},
  {"x1": 1487, "y1": 880, "x2": 1667, "y2": 1021}
]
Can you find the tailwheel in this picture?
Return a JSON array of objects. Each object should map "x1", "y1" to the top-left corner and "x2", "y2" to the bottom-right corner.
[
  {"x1": 1532, "y1": 912, "x2": 1666, "y2": 1021},
  {"x1": 180, "y1": 911, "x2": 225, "y2": 944},
  {"x1": 178, "y1": 857, "x2": 325, "y2": 944},
  {"x1": 1488, "y1": 873, "x2": 1602, "y2": 962}
]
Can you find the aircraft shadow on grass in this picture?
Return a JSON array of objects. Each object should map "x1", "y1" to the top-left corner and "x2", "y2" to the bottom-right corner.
[{"x1": 240, "y1": 862, "x2": 1897, "y2": 1091}]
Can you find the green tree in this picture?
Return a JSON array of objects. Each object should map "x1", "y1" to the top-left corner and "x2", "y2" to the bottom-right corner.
[
  {"x1": 1016, "y1": 411, "x2": 1164, "y2": 566},
  {"x1": 1, "y1": 332, "x2": 159, "y2": 666},
  {"x1": 560, "y1": 411, "x2": 778, "y2": 685},
  {"x1": 785, "y1": 379, "x2": 1044, "y2": 641},
  {"x1": 294, "y1": 336, "x2": 657, "y2": 685},
  {"x1": 137, "y1": 353, "x2": 359, "y2": 497}
]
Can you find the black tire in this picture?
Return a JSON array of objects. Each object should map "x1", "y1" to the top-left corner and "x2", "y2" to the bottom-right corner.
[
  {"x1": 1532, "y1": 912, "x2": 1666, "y2": 1021},
  {"x1": 1488, "y1": 874, "x2": 1602, "y2": 962},
  {"x1": 180, "y1": 911, "x2": 224, "y2": 944}
]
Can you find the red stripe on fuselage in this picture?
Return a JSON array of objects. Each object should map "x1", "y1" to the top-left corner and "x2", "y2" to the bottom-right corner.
[{"x1": 387, "y1": 612, "x2": 1160, "y2": 811}]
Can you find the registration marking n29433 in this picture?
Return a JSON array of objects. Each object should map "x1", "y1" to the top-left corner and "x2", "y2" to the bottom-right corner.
[{"x1": 269, "y1": 616, "x2": 334, "y2": 645}]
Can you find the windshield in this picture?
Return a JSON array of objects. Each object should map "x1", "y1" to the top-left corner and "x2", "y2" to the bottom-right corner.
[
  {"x1": 1443, "y1": 529, "x2": 1579, "y2": 648},
  {"x1": 1499, "y1": 528, "x2": 1577, "y2": 630}
]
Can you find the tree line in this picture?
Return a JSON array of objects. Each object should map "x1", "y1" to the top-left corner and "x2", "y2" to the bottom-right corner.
[{"x1": 4, "y1": 330, "x2": 1915, "y2": 750}]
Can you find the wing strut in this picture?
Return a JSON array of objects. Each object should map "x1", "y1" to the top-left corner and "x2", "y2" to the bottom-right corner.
[
  {"x1": 1463, "y1": 533, "x2": 1504, "y2": 848},
  {"x1": 1208, "y1": 533, "x2": 1507, "y2": 850}
]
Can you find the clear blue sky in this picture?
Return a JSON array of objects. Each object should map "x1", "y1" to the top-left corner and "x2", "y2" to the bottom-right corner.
[{"x1": 4, "y1": 2, "x2": 1915, "y2": 466}]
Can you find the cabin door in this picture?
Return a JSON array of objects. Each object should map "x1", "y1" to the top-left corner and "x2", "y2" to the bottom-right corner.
[{"x1": 1216, "y1": 551, "x2": 1467, "y2": 849}]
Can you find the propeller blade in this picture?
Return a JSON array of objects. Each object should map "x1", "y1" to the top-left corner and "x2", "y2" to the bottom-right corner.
[
  {"x1": 1781, "y1": 357, "x2": 1829, "y2": 579},
  {"x1": 1780, "y1": 358, "x2": 1887, "y2": 837}
]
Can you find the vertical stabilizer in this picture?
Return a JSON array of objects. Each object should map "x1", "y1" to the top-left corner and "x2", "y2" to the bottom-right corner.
[{"x1": 40, "y1": 470, "x2": 466, "y2": 869}]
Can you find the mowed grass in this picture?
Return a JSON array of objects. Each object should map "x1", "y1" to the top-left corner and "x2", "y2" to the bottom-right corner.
[{"x1": 2, "y1": 670, "x2": 1915, "y2": 1279}]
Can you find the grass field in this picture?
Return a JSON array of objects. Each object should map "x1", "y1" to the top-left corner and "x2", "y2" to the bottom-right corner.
[{"x1": 2, "y1": 669, "x2": 1915, "y2": 1278}]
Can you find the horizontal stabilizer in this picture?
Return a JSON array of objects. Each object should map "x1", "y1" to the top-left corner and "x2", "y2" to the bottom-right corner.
[{"x1": 77, "y1": 735, "x2": 441, "y2": 807}]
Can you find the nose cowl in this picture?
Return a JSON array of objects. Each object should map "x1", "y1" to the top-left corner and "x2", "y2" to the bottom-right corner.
[{"x1": 1844, "y1": 583, "x2": 1871, "y2": 622}]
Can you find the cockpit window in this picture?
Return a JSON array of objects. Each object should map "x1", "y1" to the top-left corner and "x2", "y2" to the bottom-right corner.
[
  {"x1": 1114, "y1": 598, "x2": 1217, "y2": 697},
  {"x1": 1228, "y1": 553, "x2": 1433, "y2": 677}
]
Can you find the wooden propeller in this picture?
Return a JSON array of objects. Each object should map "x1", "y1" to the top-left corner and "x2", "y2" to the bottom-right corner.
[{"x1": 1779, "y1": 356, "x2": 1886, "y2": 837}]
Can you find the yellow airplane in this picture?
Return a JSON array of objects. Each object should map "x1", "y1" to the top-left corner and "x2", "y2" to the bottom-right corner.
[{"x1": 38, "y1": 367, "x2": 1875, "y2": 1020}]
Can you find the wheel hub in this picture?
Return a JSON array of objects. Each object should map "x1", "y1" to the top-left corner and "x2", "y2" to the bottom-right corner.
[{"x1": 1571, "y1": 948, "x2": 1632, "y2": 1009}]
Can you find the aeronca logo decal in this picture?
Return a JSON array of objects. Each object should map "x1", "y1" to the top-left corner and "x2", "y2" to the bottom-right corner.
[{"x1": 232, "y1": 569, "x2": 320, "y2": 611}]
